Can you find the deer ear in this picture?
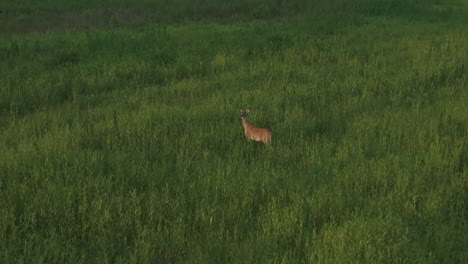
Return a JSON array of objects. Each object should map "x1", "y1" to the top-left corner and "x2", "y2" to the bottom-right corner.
[{"x1": 246, "y1": 109, "x2": 250, "y2": 113}]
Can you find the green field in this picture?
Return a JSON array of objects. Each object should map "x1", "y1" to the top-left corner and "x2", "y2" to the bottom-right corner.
[{"x1": 1, "y1": 0, "x2": 467, "y2": 263}]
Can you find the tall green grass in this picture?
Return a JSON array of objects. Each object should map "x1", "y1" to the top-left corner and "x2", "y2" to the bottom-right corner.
[{"x1": 1, "y1": 0, "x2": 467, "y2": 263}]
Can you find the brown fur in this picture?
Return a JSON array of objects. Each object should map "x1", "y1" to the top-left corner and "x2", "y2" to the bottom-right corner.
[{"x1": 240, "y1": 110, "x2": 272, "y2": 144}]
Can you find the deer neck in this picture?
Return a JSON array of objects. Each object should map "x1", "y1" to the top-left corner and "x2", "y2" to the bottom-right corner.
[{"x1": 242, "y1": 118, "x2": 252, "y2": 129}]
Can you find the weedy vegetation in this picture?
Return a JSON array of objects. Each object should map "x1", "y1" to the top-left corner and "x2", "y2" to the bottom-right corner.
[{"x1": 1, "y1": 0, "x2": 467, "y2": 263}]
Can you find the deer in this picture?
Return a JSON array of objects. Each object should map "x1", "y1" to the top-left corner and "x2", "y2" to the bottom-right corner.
[{"x1": 240, "y1": 109, "x2": 272, "y2": 144}]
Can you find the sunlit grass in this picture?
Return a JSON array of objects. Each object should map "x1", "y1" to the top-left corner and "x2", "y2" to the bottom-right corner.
[{"x1": 1, "y1": 0, "x2": 467, "y2": 263}]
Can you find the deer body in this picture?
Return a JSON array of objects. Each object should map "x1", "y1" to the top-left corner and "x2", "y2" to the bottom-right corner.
[{"x1": 240, "y1": 110, "x2": 272, "y2": 144}]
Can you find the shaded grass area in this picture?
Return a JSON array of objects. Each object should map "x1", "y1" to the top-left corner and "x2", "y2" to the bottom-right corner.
[
  {"x1": 1, "y1": 0, "x2": 467, "y2": 33},
  {"x1": 1, "y1": 0, "x2": 468, "y2": 263}
]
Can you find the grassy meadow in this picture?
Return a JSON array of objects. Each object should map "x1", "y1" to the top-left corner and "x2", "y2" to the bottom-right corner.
[{"x1": 1, "y1": 0, "x2": 467, "y2": 263}]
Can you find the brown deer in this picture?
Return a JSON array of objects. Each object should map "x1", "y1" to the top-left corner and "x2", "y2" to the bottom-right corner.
[{"x1": 240, "y1": 109, "x2": 272, "y2": 144}]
